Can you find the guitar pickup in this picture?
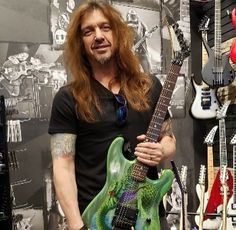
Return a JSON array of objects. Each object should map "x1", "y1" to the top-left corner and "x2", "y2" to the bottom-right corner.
[
  {"x1": 112, "y1": 204, "x2": 139, "y2": 229},
  {"x1": 201, "y1": 96, "x2": 211, "y2": 108}
]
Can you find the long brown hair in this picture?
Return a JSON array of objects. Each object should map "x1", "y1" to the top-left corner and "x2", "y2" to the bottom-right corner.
[{"x1": 64, "y1": 1, "x2": 153, "y2": 122}]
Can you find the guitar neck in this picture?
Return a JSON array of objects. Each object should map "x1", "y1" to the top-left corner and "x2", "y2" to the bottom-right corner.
[
  {"x1": 180, "y1": 192, "x2": 188, "y2": 230},
  {"x1": 132, "y1": 64, "x2": 181, "y2": 181},
  {"x1": 222, "y1": 183, "x2": 228, "y2": 230},
  {"x1": 207, "y1": 145, "x2": 215, "y2": 193},
  {"x1": 214, "y1": 0, "x2": 222, "y2": 58},
  {"x1": 219, "y1": 119, "x2": 228, "y2": 169},
  {"x1": 146, "y1": 64, "x2": 181, "y2": 142},
  {"x1": 199, "y1": 185, "x2": 205, "y2": 230}
]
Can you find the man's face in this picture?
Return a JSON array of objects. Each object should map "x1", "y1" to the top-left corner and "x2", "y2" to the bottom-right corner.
[{"x1": 81, "y1": 10, "x2": 116, "y2": 65}]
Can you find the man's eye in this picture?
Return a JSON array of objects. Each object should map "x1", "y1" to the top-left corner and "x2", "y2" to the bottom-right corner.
[
  {"x1": 102, "y1": 25, "x2": 111, "y2": 31},
  {"x1": 83, "y1": 30, "x2": 92, "y2": 36}
]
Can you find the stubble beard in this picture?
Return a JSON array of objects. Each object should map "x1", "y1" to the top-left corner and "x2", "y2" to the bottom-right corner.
[{"x1": 95, "y1": 54, "x2": 113, "y2": 65}]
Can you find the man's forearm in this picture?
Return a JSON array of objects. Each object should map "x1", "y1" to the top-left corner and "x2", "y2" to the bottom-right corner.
[
  {"x1": 51, "y1": 133, "x2": 84, "y2": 230},
  {"x1": 53, "y1": 163, "x2": 84, "y2": 230}
]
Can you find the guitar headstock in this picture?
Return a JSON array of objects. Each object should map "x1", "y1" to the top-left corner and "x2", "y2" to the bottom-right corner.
[
  {"x1": 230, "y1": 133, "x2": 236, "y2": 145},
  {"x1": 216, "y1": 101, "x2": 231, "y2": 120},
  {"x1": 198, "y1": 15, "x2": 210, "y2": 33},
  {"x1": 198, "y1": 165, "x2": 206, "y2": 186},
  {"x1": 204, "y1": 125, "x2": 218, "y2": 145},
  {"x1": 165, "y1": 15, "x2": 190, "y2": 66}
]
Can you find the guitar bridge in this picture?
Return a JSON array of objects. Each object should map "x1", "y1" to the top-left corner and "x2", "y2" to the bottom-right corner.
[{"x1": 112, "y1": 204, "x2": 139, "y2": 229}]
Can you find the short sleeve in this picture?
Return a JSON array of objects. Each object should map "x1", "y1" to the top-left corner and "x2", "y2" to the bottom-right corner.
[{"x1": 48, "y1": 86, "x2": 78, "y2": 135}]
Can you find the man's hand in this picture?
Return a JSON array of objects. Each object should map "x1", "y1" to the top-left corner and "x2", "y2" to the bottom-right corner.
[{"x1": 134, "y1": 134, "x2": 164, "y2": 166}]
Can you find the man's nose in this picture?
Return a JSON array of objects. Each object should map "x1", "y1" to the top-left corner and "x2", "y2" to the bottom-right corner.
[{"x1": 94, "y1": 28, "x2": 104, "y2": 41}]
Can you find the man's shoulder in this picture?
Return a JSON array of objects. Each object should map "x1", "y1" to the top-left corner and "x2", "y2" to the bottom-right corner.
[{"x1": 53, "y1": 84, "x2": 74, "y2": 104}]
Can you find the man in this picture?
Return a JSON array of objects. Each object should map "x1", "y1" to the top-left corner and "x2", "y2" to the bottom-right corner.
[{"x1": 48, "y1": 1, "x2": 176, "y2": 230}]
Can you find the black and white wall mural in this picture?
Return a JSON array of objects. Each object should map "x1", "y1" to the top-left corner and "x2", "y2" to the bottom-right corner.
[{"x1": 0, "y1": 0, "x2": 191, "y2": 229}]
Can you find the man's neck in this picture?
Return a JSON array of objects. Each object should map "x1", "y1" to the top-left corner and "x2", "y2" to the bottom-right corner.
[{"x1": 92, "y1": 61, "x2": 120, "y2": 94}]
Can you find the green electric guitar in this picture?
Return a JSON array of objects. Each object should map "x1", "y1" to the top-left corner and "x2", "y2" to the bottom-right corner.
[{"x1": 82, "y1": 15, "x2": 190, "y2": 230}]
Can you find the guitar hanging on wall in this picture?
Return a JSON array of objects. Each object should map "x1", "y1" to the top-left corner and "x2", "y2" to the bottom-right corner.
[
  {"x1": 194, "y1": 125, "x2": 220, "y2": 229},
  {"x1": 203, "y1": 101, "x2": 233, "y2": 229},
  {"x1": 82, "y1": 14, "x2": 190, "y2": 230},
  {"x1": 190, "y1": 16, "x2": 221, "y2": 119},
  {"x1": 201, "y1": 0, "x2": 235, "y2": 88}
]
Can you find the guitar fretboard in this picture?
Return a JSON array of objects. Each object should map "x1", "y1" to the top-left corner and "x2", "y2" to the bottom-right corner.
[
  {"x1": 131, "y1": 64, "x2": 181, "y2": 182},
  {"x1": 207, "y1": 145, "x2": 215, "y2": 193},
  {"x1": 219, "y1": 118, "x2": 228, "y2": 183},
  {"x1": 214, "y1": 0, "x2": 222, "y2": 61}
]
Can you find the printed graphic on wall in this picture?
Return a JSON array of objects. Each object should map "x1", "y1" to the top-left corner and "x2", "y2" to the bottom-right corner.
[
  {"x1": 50, "y1": 0, "x2": 78, "y2": 50},
  {"x1": 0, "y1": 43, "x2": 66, "y2": 119},
  {"x1": 0, "y1": 42, "x2": 66, "y2": 230}
]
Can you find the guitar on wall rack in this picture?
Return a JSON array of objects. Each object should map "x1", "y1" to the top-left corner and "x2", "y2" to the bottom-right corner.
[
  {"x1": 190, "y1": 16, "x2": 221, "y2": 119},
  {"x1": 203, "y1": 101, "x2": 233, "y2": 229},
  {"x1": 201, "y1": 0, "x2": 235, "y2": 88},
  {"x1": 227, "y1": 133, "x2": 236, "y2": 228},
  {"x1": 82, "y1": 14, "x2": 190, "y2": 230},
  {"x1": 194, "y1": 125, "x2": 220, "y2": 229}
]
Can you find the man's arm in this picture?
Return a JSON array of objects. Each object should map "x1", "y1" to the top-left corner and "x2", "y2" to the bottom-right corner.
[
  {"x1": 51, "y1": 133, "x2": 84, "y2": 230},
  {"x1": 159, "y1": 118, "x2": 176, "y2": 162}
]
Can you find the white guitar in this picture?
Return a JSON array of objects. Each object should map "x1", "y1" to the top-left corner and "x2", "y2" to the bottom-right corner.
[
  {"x1": 194, "y1": 125, "x2": 221, "y2": 229},
  {"x1": 227, "y1": 133, "x2": 236, "y2": 229},
  {"x1": 190, "y1": 76, "x2": 220, "y2": 119},
  {"x1": 195, "y1": 165, "x2": 206, "y2": 230},
  {"x1": 190, "y1": 16, "x2": 221, "y2": 119}
]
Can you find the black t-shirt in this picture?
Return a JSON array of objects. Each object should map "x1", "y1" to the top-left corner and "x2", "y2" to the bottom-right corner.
[{"x1": 48, "y1": 75, "x2": 165, "y2": 213}]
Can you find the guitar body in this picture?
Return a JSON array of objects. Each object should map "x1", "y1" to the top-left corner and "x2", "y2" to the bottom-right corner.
[
  {"x1": 195, "y1": 184, "x2": 221, "y2": 229},
  {"x1": 190, "y1": 77, "x2": 220, "y2": 119},
  {"x1": 226, "y1": 196, "x2": 236, "y2": 229},
  {"x1": 201, "y1": 43, "x2": 235, "y2": 88},
  {"x1": 204, "y1": 170, "x2": 233, "y2": 224},
  {"x1": 82, "y1": 137, "x2": 174, "y2": 230}
]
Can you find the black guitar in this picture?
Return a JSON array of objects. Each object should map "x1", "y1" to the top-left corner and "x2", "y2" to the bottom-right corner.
[{"x1": 201, "y1": 0, "x2": 235, "y2": 88}]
